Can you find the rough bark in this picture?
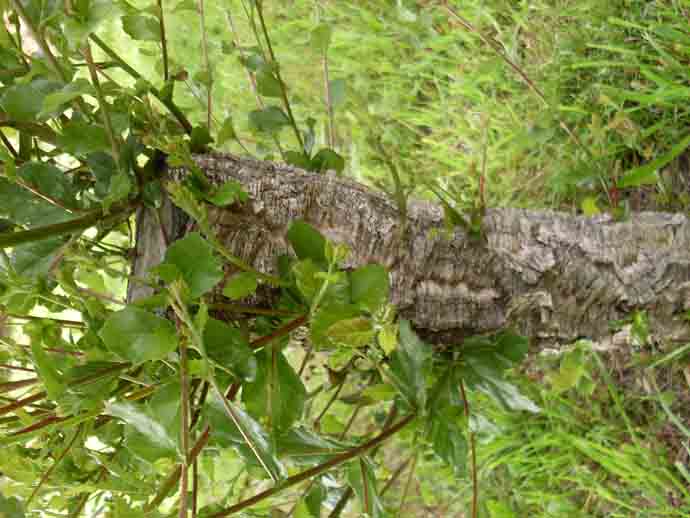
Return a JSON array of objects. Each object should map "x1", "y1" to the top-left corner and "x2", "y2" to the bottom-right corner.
[{"x1": 129, "y1": 152, "x2": 690, "y2": 348}]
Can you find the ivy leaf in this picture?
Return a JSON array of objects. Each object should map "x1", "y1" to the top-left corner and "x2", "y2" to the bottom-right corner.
[
  {"x1": 350, "y1": 264, "x2": 389, "y2": 313},
  {"x1": 205, "y1": 179, "x2": 248, "y2": 207},
  {"x1": 162, "y1": 232, "x2": 223, "y2": 298},
  {"x1": 57, "y1": 121, "x2": 110, "y2": 155},
  {"x1": 203, "y1": 318, "x2": 256, "y2": 381},
  {"x1": 287, "y1": 220, "x2": 327, "y2": 266},
  {"x1": 223, "y1": 271, "x2": 258, "y2": 300},
  {"x1": 248, "y1": 106, "x2": 290, "y2": 134},
  {"x1": 243, "y1": 347, "x2": 307, "y2": 432},
  {"x1": 256, "y1": 69, "x2": 283, "y2": 98},
  {"x1": 387, "y1": 320, "x2": 431, "y2": 410},
  {"x1": 121, "y1": 15, "x2": 161, "y2": 41},
  {"x1": 310, "y1": 148, "x2": 345, "y2": 174},
  {"x1": 99, "y1": 306, "x2": 178, "y2": 364},
  {"x1": 205, "y1": 392, "x2": 286, "y2": 481}
]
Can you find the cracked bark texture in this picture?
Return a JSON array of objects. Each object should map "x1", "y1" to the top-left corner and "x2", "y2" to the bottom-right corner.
[{"x1": 129, "y1": 152, "x2": 690, "y2": 348}]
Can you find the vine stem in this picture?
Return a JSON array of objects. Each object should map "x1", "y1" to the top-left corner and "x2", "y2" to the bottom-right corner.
[
  {"x1": 0, "y1": 201, "x2": 137, "y2": 248},
  {"x1": 178, "y1": 321, "x2": 191, "y2": 518},
  {"x1": 459, "y1": 379, "x2": 478, "y2": 518},
  {"x1": 254, "y1": 0, "x2": 306, "y2": 154},
  {"x1": 209, "y1": 412, "x2": 417, "y2": 517}
]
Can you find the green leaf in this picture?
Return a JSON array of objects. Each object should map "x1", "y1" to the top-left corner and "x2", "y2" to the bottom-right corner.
[
  {"x1": 102, "y1": 169, "x2": 132, "y2": 211},
  {"x1": 99, "y1": 306, "x2": 177, "y2": 364},
  {"x1": 243, "y1": 347, "x2": 307, "y2": 432},
  {"x1": 325, "y1": 317, "x2": 375, "y2": 348},
  {"x1": 11, "y1": 237, "x2": 65, "y2": 277},
  {"x1": 0, "y1": 80, "x2": 60, "y2": 122},
  {"x1": 162, "y1": 232, "x2": 223, "y2": 298},
  {"x1": 461, "y1": 352, "x2": 540, "y2": 413},
  {"x1": 493, "y1": 331, "x2": 529, "y2": 364},
  {"x1": 387, "y1": 320, "x2": 431, "y2": 410},
  {"x1": 248, "y1": 106, "x2": 290, "y2": 134},
  {"x1": 57, "y1": 121, "x2": 110, "y2": 155},
  {"x1": 217, "y1": 116, "x2": 236, "y2": 145},
  {"x1": 350, "y1": 264, "x2": 389, "y2": 313},
  {"x1": 203, "y1": 318, "x2": 256, "y2": 381},
  {"x1": 618, "y1": 133, "x2": 690, "y2": 188},
  {"x1": 310, "y1": 303, "x2": 360, "y2": 348},
  {"x1": 287, "y1": 220, "x2": 327, "y2": 265},
  {"x1": 550, "y1": 347, "x2": 587, "y2": 393},
  {"x1": 190, "y1": 125, "x2": 213, "y2": 152},
  {"x1": 121, "y1": 15, "x2": 161, "y2": 41},
  {"x1": 581, "y1": 196, "x2": 600, "y2": 216},
  {"x1": 87, "y1": 152, "x2": 118, "y2": 200},
  {"x1": 205, "y1": 180, "x2": 248, "y2": 207},
  {"x1": 310, "y1": 148, "x2": 345, "y2": 174},
  {"x1": 292, "y1": 259, "x2": 322, "y2": 302},
  {"x1": 285, "y1": 150, "x2": 312, "y2": 170},
  {"x1": 106, "y1": 395, "x2": 178, "y2": 462},
  {"x1": 32, "y1": 339, "x2": 66, "y2": 400},
  {"x1": 223, "y1": 271, "x2": 258, "y2": 300},
  {"x1": 310, "y1": 23, "x2": 332, "y2": 53},
  {"x1": 0, "y1": 492, "x2": 25, "y2": 518},
  {"x1": 19, "y1": 161, "x2": 77, "y2": 208},
  {"x1": 0, "y1": 178, "x2": 70, "y2": 226},
  {"x1": 256, "y1": 69, "x2": 283, "y2": 98},
  {"x1": 40, "y1": 79, "x2": 95, "y2": 116},
  {"x1": 205, "y1": 392, "x2": 286, "y2": 480},
  {"x1": 427, "y1": 368, "x2": 467, "y2": 476},
  {"x1": 276, "y1": 428, "x2": 344, "y2": 464}
]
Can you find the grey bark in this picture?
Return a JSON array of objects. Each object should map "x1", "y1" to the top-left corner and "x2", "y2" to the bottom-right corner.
[{"x1": 129, "y1": 152, "x2": 690, "y2": 348}]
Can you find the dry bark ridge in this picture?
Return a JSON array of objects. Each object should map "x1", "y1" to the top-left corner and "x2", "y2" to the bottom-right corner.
[{"x1": 129, "y1": 152, "x2": 690, "y2": 348}]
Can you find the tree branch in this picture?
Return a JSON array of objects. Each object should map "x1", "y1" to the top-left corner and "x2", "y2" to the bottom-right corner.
[{"x1": 130, "y1": 153, "x2": 690, "y2": 348}]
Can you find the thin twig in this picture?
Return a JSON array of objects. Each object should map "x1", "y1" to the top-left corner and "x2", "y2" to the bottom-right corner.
[
  {"x1": 197, "y1": 0, "x2": 213, "y2": 130},
  {"x1": 157, "y1": 0, "x2": 169, "y2": 81},
  {"x1": 26, "y1": 425, "x2": 82, "y2": 506},
  {"x1": 250, "y1": 315, "x2": 307, "y2": 350}
]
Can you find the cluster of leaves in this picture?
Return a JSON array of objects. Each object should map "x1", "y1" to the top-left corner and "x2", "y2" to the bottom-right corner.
[{"x1": 0, "y1": 3, "x2": 539, "y2": 516}]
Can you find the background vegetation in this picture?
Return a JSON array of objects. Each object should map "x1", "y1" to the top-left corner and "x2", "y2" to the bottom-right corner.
[{"x1": 0, "y1": 0, "x2": 689, "y2": 517}]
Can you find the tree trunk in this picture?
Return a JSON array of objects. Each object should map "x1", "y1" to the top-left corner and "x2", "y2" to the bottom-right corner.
[{"x1": 129, "y1": 153, "x2": 690, "y2": 348}]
